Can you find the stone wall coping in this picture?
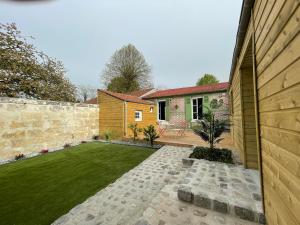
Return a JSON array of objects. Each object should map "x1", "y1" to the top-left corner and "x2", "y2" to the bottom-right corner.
[{"x1": 0, "y1": 97, "x2": 99, "y2": 108}]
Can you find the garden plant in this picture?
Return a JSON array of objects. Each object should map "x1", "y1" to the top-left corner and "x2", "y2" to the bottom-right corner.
[
  {"x1": 128, "y1": 123, "x2": 142, "y2": 141},
  {"x1": 191, "y1": 109, "x2": 233, "y2": 163},
  {"x1": 143, "y1": 125, "x2": 159, "y2": 147}
]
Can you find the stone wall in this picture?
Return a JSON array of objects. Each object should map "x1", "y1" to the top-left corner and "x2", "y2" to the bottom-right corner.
[{"x1": 0, "y1": 97, "x2": 99, "y2": 160}]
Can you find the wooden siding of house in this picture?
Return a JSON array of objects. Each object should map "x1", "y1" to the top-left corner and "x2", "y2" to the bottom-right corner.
[
  {"x1": 126, "y1": 102, "x2": 157, "y2": 138},
  {"x1": 241, "y1": 67, "x2": 258, "y2": 169},
  {"x1": 255, "y1": 0, "x2": 300, "y2": 224},
  {"x1": 98, "y1": 91, "x2": 124, "y2": 138},
  {"x1": 230, "y1": 0, "x2": 300, "y2": 224},
  {"x1": 230, "y1": 70, "x2": 245, "y2": 164}
]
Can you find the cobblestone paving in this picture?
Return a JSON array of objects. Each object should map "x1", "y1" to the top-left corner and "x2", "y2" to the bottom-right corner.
[
  {"x1": 52, "y1": 146, "x2": 261, "y2": 225},
  {"x1": 52, "y1": 146, "x2": 191, "y2": 225},
  {"x1": 178, "y1": 159, "x2": 263, "y2": 223},
  {"x1": 136, "y1": 182, "x2": 259, "y2": 225}
]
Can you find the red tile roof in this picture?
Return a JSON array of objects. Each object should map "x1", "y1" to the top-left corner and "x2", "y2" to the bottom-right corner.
[
  {"x1": 128, "y1": 88, "x2": 154, "y2": 97},
  {"x1": 143, "y1": 82, "x2": 229, "y2": 99},
  {"x1": 84, "y1": 97, "x2": 97, "y2": 104},
  {"x1": 99, "y1": 89, "x2": 154, "y2": 105}
]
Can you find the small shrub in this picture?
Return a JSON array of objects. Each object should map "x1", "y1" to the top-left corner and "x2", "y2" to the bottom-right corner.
[
  {"x1": 64, "y1": 143, "x2": 71, "y2": 148},
  {"x1": 128, "y1": 123, "x2": 142, "y2": 141},
  {"x1": 192, "y1": 109, "x2": 226, "y2": 150},
  {"x1": 103, "y1": 131, "x2": 112, "y2": 141},
  {"x1": 189, "y1": 147, "x2": 233, "y2": 164},
  {"x1": 92, "y1": 135, "x2": 100, "y2": 140},
  {"x1": 81, "y1": 140, "x2": 87, "y2": 144},
  {"x1": 40, "y1": 149, "x2": 49, "y2": 154},
  {"x1": 15, "y1": 153, "x2": 25, "y2": 160},
  {"x1": 143, "y1": 125, "x2": 159, "y2": 147}
]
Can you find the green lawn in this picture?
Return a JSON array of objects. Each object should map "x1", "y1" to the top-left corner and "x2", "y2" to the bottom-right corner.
[{"x1": 0, "y1": 142, "x2": 155, "y2": 225}]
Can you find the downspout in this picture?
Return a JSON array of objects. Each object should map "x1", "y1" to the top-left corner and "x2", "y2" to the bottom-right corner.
[
  {"x1": 124, "y1": 101, "x2": 128, "y2": 137},
  {"x1": 251, "y1": 9, "x2": 265, "y2": 214}
]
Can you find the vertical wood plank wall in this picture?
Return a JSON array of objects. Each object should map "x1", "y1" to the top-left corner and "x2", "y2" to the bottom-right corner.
[
  {"x1": 241, "y1": 68, "x2": 258, "y2": 169},
  {"x1": 230, "y1": 71, "x2": 245, "y2": 164},
  {"x1": 98, "y1": 92, "x2": 124, "y2": 137},
  {"x1": 230, "y1": 0, "x2": 300, "y2": 224}
]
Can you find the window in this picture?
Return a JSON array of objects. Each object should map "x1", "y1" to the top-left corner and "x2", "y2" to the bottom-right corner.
[
  {"x1": 135, "y1": 111, "x2": 142, "y2": 121},
  {"x1": 192, "y1": 98, "x2": 203, "y2": 120},
  {"x1": 158, "y1": 101, "x2": 166, "y2": 120}
]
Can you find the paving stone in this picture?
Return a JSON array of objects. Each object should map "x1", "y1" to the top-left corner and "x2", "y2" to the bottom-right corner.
[
  {"x1": 85, "y1": 214, "x2": 95, "y2": 221},
  {"x1": 213, "y1": 199, "x2": 228, "y2": 214},
  {"x1": 258, "y1": 213, "x2": 266, "y2": 224},
  {"x1": 177, "y1": 186, "x2": 193, "y2": 202},
  {"x1": 234, "y1": 205, "x2": 255, "y2": 222},
  {"x1": 194, "y1": 192, "x2": 211, "y2": 209},
  {"x1": 252, "y1": 193, "x2": 262, "y2": 201},
  {"x1": 158, "y1": 220, "x2": 165, "y2": 225},
  {"x1": 182, "y1": 158, "x2": 194, "y2": 166},
  {"x1": 134, "y1": 219, "x2": 150, "y2": 225},
  {"x1": 214, "y1": 215, "x2": 226, "y2": 224},
  {"x1": 193, "y1": 209, "x2": 207, "y2": 217},
  {"x1": 177, "y1": 158, "x2": 263, "y2": 223}
]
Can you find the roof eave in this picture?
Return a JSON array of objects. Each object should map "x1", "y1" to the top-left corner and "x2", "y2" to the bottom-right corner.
[
  {"x1": 143, "y1": 88, "x2": 228, "y2": 100},
  {"x1": 229, "y1": 0, "x2": 255, "y2": 86}
]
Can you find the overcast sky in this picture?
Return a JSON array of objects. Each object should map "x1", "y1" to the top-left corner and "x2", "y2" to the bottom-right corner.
[{"x1": 0, "y1": 0, "x2": 242, "y2": 89}]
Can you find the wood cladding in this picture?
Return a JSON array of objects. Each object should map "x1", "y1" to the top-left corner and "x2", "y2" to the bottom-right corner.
[{"x1": 230, "y1": 0, "x2": 300, "y2": 224}]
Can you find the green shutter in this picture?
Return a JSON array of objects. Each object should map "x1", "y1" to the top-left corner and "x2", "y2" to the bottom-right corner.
[
  {"x1": 185, "y1": 96, "x2": 192, "y2": 122},
  {"x1": 203, "y1": 95, "x2": 210, "y2": 113},
  {"x1": 165, "y1": 98, "x2": 170, "y2": 121}
]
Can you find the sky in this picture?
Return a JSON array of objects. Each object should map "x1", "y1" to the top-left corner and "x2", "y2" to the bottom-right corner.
[{"x1": 0, "y1": 0, "x2": 242, "y2": 89}]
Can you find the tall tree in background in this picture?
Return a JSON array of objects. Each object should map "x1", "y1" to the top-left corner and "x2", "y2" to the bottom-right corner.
[
  {"x1": 0, "y1": 23, "x2": 76, "y2": 102},
  {"x1": 102, "y1": 44, "x2": 152, "y2": 93},
  {"x1": 77, "y1": 85, "x2": 97, "y2": 102},
  {"x1": 196, "y1": 74, "x2": 219, "y2": 86}
]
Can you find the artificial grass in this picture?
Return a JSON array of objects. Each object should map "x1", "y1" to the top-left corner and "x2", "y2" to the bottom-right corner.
[{"x1": 0, "y1": 142, "x2": 155, "y2": 225}]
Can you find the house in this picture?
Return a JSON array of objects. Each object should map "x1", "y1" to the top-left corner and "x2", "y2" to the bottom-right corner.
[
  {"x1": 98, "y1": 89, "x2": 156, "y2": 138},
  {"x1": 98, "y1": 83, "x2": 229, "y2": 138},
  {"x1": 143, "y1": 82, "x2": 229, "y2": 127},
  {"x1": 229, "y1": 0, "x2": 300, "y2": 224},
  {"x1": 85, "y1": 88, "x2": 155, "y2": 105},
  {"x1": 84, "y1": 97, "x2": 98, "y2": 104},
  {"x1": 128, "y1": 88, "x2": 157, "y2": 98}
]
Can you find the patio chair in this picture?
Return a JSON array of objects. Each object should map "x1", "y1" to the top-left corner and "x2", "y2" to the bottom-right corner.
[
  {"x1": 156, "y1": 121, "x2": 167, "y2": 137},
  {"x1": 173, "y1": 121, "x2": 188, "y2": 137}
]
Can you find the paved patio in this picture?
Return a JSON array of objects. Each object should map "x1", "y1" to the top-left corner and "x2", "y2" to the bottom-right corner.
[
  {"x1": 52, "y1": 146, "x2": 261, "y2": 225},
  {"x1": 157, "y1": 130, "x2": 234, "y2": 149}
]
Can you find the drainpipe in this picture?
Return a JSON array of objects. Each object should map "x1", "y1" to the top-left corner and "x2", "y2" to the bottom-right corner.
[{"x1": 124, "y1": 101, "x2": 127, "y2": 137}]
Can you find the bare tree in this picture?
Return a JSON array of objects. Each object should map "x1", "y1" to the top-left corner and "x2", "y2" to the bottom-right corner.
[
  {"x1": 77, "y1": 85, "x2": 97, "y2": 102},
  {"x1": 101, "y1": 44, "x2": 153, "y2": 93}
]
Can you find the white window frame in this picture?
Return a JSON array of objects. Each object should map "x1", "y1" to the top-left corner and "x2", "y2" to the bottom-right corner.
[
  {"x1": 157, "y1": 99, "x2": 166, "y2": 121},
  {"x1": 191, "y1": 96, "x2": 203, "y2": 121},
  {"x1": 134, "y1": 110, "x2": 143, "y2": 121}
]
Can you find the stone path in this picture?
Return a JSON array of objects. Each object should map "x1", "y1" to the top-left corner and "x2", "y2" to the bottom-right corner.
[
  {"x1": 177, "y1": 159, "x2": 264, "y2": 223},
  {"x1": 52, "y1": 146, "x2": 261, "y2": 225}
]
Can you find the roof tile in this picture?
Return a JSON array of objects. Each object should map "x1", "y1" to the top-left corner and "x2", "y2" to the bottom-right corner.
[
  {"x1": 143, "y1": 82, "x2": 229, "y2": 99},
  {"x1": 99, "y1": 89, "x2": 154, "y2": 105}
]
